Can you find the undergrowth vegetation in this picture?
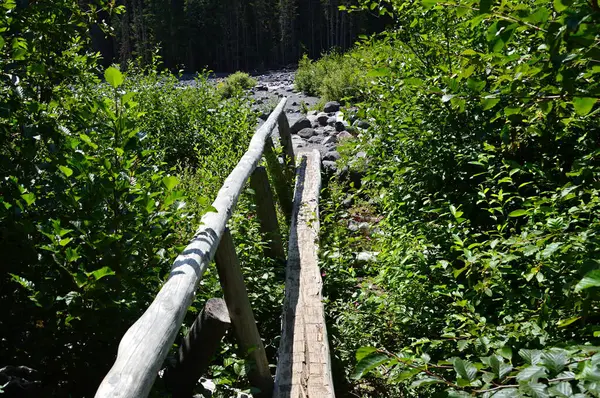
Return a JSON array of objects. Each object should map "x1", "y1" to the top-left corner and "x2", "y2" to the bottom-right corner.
[
  {"x1": 317, "y1": 0, "x2": 600, "y2": 397},
  {"x1": 0, "y1": 2, "x2": 282, "y2": 396}
]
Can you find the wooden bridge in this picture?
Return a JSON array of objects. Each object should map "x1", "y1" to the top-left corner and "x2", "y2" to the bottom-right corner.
[{"x1": 95, "y1": 98, "x2": 335, "y2": 398}]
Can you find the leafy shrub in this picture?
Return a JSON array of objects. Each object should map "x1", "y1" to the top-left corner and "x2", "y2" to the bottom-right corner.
[
  {"x1": 295, "y1": 51, "x2": 368, "y2": 102},
  {"x1": 218, "y1": 71, "x2": 257, "y2": 99},
  {"x1": 319, "y1": 0, "x2": 600, "y2": 396}
]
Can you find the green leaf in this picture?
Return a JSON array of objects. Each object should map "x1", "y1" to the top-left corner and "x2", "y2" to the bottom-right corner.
[
  {"x1": 521, "y1": 382, "x2": 549, "y2": 398},
  {"x1": 553, "y1": 0, "x2": 573, "y2": 12},
  {"x1": 557, "y1": 316, "x2": 580, "y2": 328},
  {"x1": 499, "y1": 347, "x2": 513, "y2": 360},
  {"x1": 351, "y1": 353, "x2": 389, "y2": 380},
  {"x1": 162, "y1": 176, "x2": 179, "y2": 191},
  {"x1": 482, "y1": 97, "x2": 500, "y2": 110},
  {"x1": 519, "y1": 349, "x2": 542, "y2": 365},
  {"x1": 508, "y1": 209, "x2": 527, "y2": 217},
  {"x1": 21, "y1": 192, "x2": 36, "y2": 206},
  {"x1": 59, "y1": 165, "x2": 73, "y2": 177},
  {"x1": 87, "y1": 266, "x2": 116, "y2": 281},
  {"x1": 0, "y1": 36, "x2": 4, "y2": 49},
  {"x1": 541, "y1": 242, "x2": 562, "y2": 258},
  {"x1": 467, "y1": 78, "x2": 486, "y2": 92},
  {"x1": 490, "y1": 355, "x2": 513, "y2": 379},
  {"x1": 453, "y1": 358, "x2": 477, "y2": 381},
  {"x1": 367, "y1": 68, "x2": 390, "y2": 77},
  {"x1": 491, "y1": 389, "x2": 519, "y2": 398},
  {"x1": 548, "y1": 381, "x2": 573, "y2": 397},
  {"x1": 575, "y1": 269, "x2": 600, "y2": 292},
  {"x1": 105, "y1": 67, "x2": 124, "y2": 88},
  {"x1": 442, "y1": 94, "x2": 455, "y2": 103},
  {"x1": 573, "y1": 97, "x2": 596, "y2": 116},
  {"x1": 410, "y1": 376, "x2": 444, "y2": 388},
  {"x1": 356, "y1": 346, "x2": 378, "y2": 361},
  {"x1": 516, "y1": 365, "x2": 547, "y2": 382}
]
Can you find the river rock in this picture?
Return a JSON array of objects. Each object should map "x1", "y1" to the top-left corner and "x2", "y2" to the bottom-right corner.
[
  {"x1": 317, "y1": 113, "x2": 329, "y2": 126},
  {"x1": 327, "y1": 117, "x2": 337, "y2": 126},
  {"x1": 323, "y1": 151, "x2": 341, "y2": 161},
  {"x1": 322, "y1": 160, "x2": 338, "y2": 174},
  {"x1": 290, "y1": 117, "x2": 311, "y2": 134},
  {"x1": 322, "y1": 135, "x2": 337, "y2": 146},
  {"x1": 298, "y1": 127, "x2": 316, "y2": 139},
  {"x1": 354, "y1": 119, "x2": 370, "y2": 129},
  {"x1": 335, "y1": 121, "x2": 346, "y2": 132},
  {"x1": 337, "y1": 131, "x2": 353, "y2": 140},
  {"x1": 323, "y1": 101, "x2": 341, "y2": 113},
  {"x1": 308, "y1": 135, "x2": 324, "y2": 144}
]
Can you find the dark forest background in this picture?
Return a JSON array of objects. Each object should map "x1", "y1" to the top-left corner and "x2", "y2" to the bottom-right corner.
[{"x1": 91, "y1": 0, "x2": 387, "y2": 72}]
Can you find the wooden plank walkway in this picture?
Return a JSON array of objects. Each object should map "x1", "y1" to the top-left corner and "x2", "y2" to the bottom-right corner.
[{"x1": 274, "y1": 149, "x2": 335, "y2": 398}]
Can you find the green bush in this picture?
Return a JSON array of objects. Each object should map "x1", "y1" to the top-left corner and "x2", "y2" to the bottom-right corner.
[
  {"x1": 218, "y1": 71, "x2": 257, "y2": 99},
  {"x1": 320, "y1": 0, "x2": 600, "y2": 396}
]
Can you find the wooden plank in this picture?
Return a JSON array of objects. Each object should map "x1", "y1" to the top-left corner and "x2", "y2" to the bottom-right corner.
[
  {"x1": 277, "y1": 112, "x2": 295, "y2": 176},
  {"x1": 264, "y1": 137, "x2": 293, "y2": 223},
  {"x1": 165, "y1": 298, "x2": 231, "y2": 398},
  {"x1": 273, "y1": 150, "x2": 335, "y2": 398},
  {"x1": 215, "y1": 228, "x2": 273, "y2": 397},
  {"x1": 250, "y1": 166, "x2": 286, "y2": 262},
  {"x1": 95, "y1": 97, "x2": 287, "y2": 398}
]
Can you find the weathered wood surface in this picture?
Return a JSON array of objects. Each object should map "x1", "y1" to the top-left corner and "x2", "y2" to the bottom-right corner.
[
  {"x1": 273, "y1": 150, "x2": 335, "y2": 398},
  {"x1": 215, "y1": 228, "x2": 274, "y2": 397},
  {"x1": 277, "y1": 112, "x2": 295, "y2": 176},
  {"x1": 264, "y1": 137, "x2": 293, "y2": 223},
  {"x1": 165, "y1": 298, "x2": 231, "y2": 398},
  {"x1": 95, "y1": 97, "x2": 288, "y2": 398},
  {"x1": 251, "y1": 166, "x2": 286, "y2": 262}
]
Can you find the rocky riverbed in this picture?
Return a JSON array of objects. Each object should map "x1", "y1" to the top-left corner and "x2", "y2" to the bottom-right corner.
[{"x1": 244, "y1": 69, "x2": 367, "y2": 176}]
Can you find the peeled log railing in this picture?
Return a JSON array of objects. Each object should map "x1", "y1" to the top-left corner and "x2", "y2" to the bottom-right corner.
[{"x1": 95, "y1": 98, "x2": 294, "y2": 398}]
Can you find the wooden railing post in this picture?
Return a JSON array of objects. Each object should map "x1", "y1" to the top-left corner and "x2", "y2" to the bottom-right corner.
[
  {"x1": 264, "y1": 137, "x2": 293, "y2": 223},
  {"x1": 250, "y1": 167, "x2": 286, "y2": 262},
  {"x1": 165, "y1": 298, "x2": 231, "y2": 398},
  {"x1": 277, "y1": 112, "x2": 295, "y2": 177},
  {"x1": 215, "y1": 228, "x2": 273, "y2": 398}
]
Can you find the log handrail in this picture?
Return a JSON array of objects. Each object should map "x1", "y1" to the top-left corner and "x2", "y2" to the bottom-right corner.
[{"x1": 95, "y1": 97, "x2": 288, "y2": 398}]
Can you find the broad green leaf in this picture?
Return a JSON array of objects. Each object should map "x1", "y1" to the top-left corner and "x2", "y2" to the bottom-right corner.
[
  {"x1": 490, "y1": 355, "x2": 513, "y2": 379},
  {"x1": 519, "y1": 349, "x2": 542, "y2": 365},
  {"x1": 548, "y1": 381, "x2": 573, "y2": 397},
  {"x1": 521, "y1": 382, "x2": 549, "y2": 398},
  {"x1": 0, "y1": 36, "x2": 4, "y2": 49},
  {"x1": 541, "y1": 350, "x2": 567, "y2": 374},
  {"x1": 105, "y1": 67, "x2": 124, "y2": 88},
  {"x1": 453, "y1": 358, "x2": 477, "y2": 381},
  {"x1": 553, "y1": 0, "x2": 573, "y2": 12},
  {"x1": 491, "y1": 389, "x2": 519, "y2": 398},
  {"x1": 87, "y1": 266, "x2": 116, "y2": 281},
  {"x1": 575, "y1": 270, "x2": 600, "y2": 292},
  {"x1": 59, "y1": 165, "x2": 73, "y2": 177},
  {"x1": 351, "y1": 353, "x2": 389, "y2": 380},
  {"x1": 367, "y1": 68, "x2": 390, "y2": 77},
  {"x1": 162, "y1": 176, "x2": 179, "y2": 191},
  {"x1": 557, "y1": 316, "x2": 580, "y2": 327},
  {"x1": 499, "y1": 347, "x2": 513, "y2": 360},
  {"x1": 21, "y1": 192, "x2": 35, "y2": 206},
  {"x1": 482, "y1": 97, "x2": 500, "y2": 110},
  {"x1": 467, "y1": 78, "x2": 486, "y2": 92},
  {"x1": 356, "y1": 346, "x2": 377, "y2": 361},
  {"x1": 573, "y1": 97, "x2": 596, "y2": 116},
  {"x1": 541, "y1": 242, "x2": 562, "y2": 258},
  {"x1": 508, "y1": 209, "x2": 527, "y2": 217},
  {"x1": 516, "y1": 365, "x2": 547, "y2": 382},
  {"x1": 410, "y1": 376, "x2": 444, "y2": 388}
]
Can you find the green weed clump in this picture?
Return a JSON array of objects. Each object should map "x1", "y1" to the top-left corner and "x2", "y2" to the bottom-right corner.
[
  {"x1": 295, "y1": 52, "x2": 366, "y2": 102},
  {"x1": 218, "y1": 71, "x2": 257, "y2": 98}
]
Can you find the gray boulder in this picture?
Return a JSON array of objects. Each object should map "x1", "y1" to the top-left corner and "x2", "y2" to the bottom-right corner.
[
  {"x1": 322, "y1": 135, "x2": 338, "y2": 146},
  {"x1": 323, "y1": 101, "x2": 341, "y2": 113},
  {"x1": 337, "y1": 131, "x2": 353, "y2": 141},
  {"x1": 308, "y1": 135, "x2": 324, "y2": 144},
  {"x1": 335, "y1": 121, "x2": 346, "y2": 132},
  {"x1": 290, "y1": 117, "x2": 311, "y2": 134},
  {"x1": 317, "y1": 113, "x2": 329, "y2": 126},
  {"x1": 298, "y1": 128, "x2": 316, "y2": 139},
  {"x1": 323, "y1": 151, "x2": 341, "y2": 161},
  {"x1": 322, "y1": 160, "x2": 338, "y2": 174}
]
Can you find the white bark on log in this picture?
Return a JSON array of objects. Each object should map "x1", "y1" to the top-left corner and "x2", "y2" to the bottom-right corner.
[
  {"x1": 273, "y1": 150, "x2": 335, "y2": 398},
  {"x1": 95, "y1": 97, "x2": 288, "y2": 398}
]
